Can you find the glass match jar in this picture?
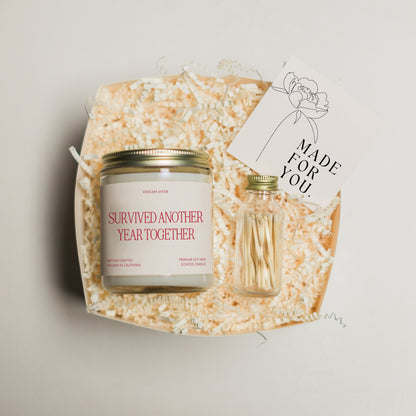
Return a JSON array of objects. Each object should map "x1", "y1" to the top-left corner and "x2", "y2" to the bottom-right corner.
[
  {"x1": 100, "y1": 148, "x2": 213, "y2": 294},
  {"x1": 233, "y1": 175, "x2": 284, "y2": 297}
]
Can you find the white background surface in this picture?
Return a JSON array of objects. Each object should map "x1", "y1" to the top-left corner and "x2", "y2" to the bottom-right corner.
[{"x1": 1, "y1": 1, "x2": 415, "y2": 415}]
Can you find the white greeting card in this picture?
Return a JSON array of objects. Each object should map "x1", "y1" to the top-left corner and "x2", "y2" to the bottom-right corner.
[{"x1": 227, "y1": 57, "x2": 378, "y2": 207}]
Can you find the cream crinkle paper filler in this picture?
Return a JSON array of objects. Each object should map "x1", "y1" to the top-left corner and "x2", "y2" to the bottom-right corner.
[{"x1": 73, "y1": 67, "x2": 341, "y2": 336}]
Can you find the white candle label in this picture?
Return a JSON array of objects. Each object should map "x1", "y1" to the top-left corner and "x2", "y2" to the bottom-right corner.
[
  {"x1": 101, "y1": 181, "x2": 212, "y2": 276},
  {"x1": 227, "y1": 57, "x2": 380, "y2": 207}
]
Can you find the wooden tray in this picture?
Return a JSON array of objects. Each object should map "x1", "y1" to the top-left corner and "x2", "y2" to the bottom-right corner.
[{"x1": 74, "y1": 73, "x2": 340, "y2": 335}]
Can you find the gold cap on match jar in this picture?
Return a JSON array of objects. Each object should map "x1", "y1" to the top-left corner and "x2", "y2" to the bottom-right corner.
[{"x1": 246, "y1": 175, "x2": 278, "y2": 191}]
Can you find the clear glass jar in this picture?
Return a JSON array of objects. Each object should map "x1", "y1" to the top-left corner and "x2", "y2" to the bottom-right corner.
[
  {"x1": 233, "y1": 175, "x2": 284, "y2": 297},
  {"x1": 100, "y1": 148, "x2": 213, "y2": 294}
]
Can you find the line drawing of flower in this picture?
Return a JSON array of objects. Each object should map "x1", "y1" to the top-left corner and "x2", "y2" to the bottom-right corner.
[{"x1": 256, "y1": 72, "x2": 329, "y2": 162}]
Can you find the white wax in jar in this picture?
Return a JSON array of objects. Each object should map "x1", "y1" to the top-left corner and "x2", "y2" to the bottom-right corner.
[{"x1": 100, "y1": 170, "x2": 213, "y2": 294}]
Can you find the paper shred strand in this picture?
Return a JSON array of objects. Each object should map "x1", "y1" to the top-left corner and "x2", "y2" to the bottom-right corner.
[{"x1": 69, "y1": 146, "x2": 93, "y2": 176}]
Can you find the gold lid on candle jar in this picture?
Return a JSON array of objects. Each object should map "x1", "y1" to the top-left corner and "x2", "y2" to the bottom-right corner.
[
  {"x1": 101, "y1": 148, "x2": 210, "y2": 170},
  {"x1": 246, "y1": 175, "x2": 279, "y2": 191}
]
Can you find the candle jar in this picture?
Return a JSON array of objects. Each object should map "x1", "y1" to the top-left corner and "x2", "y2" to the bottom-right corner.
[
  {"x1": 100, "y1": 148, "x2": 213, "y2": 294},
  {"x1": 233, "y1": 175, "x2": 284, "y2": 297}
]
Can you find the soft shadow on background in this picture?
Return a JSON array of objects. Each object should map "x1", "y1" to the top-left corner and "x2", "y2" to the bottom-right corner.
[{"x1": 51, "y1": 120, "x2": 86, "y2": 299}]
